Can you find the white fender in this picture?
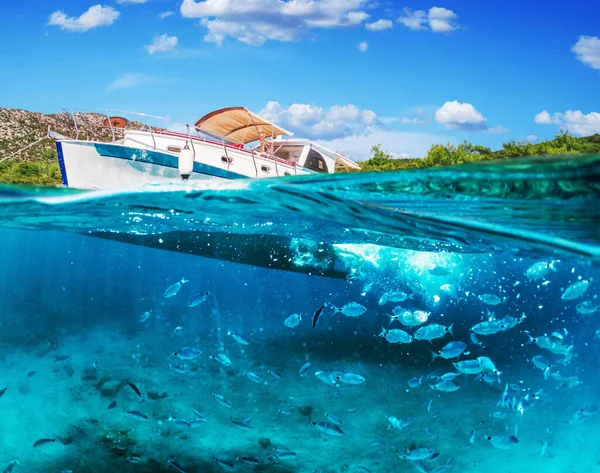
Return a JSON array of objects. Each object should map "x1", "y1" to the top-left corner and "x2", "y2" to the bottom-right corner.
[{"x1": 178, "y1": 145, "x2": 194, "y2": 179}]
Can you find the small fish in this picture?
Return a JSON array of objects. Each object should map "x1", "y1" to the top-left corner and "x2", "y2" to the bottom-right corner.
[
  {"x1": 431, "y1": 341, "x2": 467, "y2": 360},
  {"x1": 576, "y1": 300, "x2": 600, "y2": 315},
  {"x1": 561, "y1": 279, "x2": 592, "y2": 301},
  {"x1": 471, "y1": 320, "x2": 506, "y2": 336},
  {"x1": 414, "y1": 323, "x2": 453, "y2": 342},
  {"x1": 408, "y1": 376, "x2": 423, "y2": 388},
  {"x1": 453, "y1": 360, "x2": 484, "y2": 375},
  {"x1": 487, "y1": 435, "x2": 519, "y2": 449},
  {"x1": 108, "y1": 400, "x2": 117, "y2": 409},
  {"x1": 379, "y1": 290, "x2": 412, "y2": 305},
  {"x1": 430, "y1": 380, "x2": 460, "y2": 392},
  {"x1": 387, "y1": 416, "x2": 413, "y2": 431},
  {"x1": 188, "y1": 291, "x2": 210, "y2": 307},
  {"x1": 164, "y1": 278, "x2": 189, "y2": 298},
  {"x1": 325, "y1": 413, "x2": 343, "y2": 426},
  {"x1": 2, "y1": 461, "x2": 18, "y2": 473},
  {"x1": 231, "y1": 418, "x2": 252, "y2": 430},
  {"x1": 126, "y1": 382, "x2": 141, "y2": 397},
  {"x1": 284, "y1": 313, "x2": 302, "y2": 328},
  {"x1": 478, "y1": 294, "x2": 507, "y2": 306},
  {"x1": 189, "y1": 418, "x2": 206, "y2": 428},
  {"x1": 127, "y1": 410, "x2": 148, "y2": 420},
  {"x1": 33, "y1": 438, "x2": 56, "y2": 448},
  {"x1": 431, "y1": 458, "x2": 454, "y2": 473},
  {"x1": 525, "y1": 261, "x2": 556, "y2": 280},
  {"x1": 312, "y1": 304, "x2": 326, "y2": 328},
  {"x1": 0, "y1": 387, "x2": 7, "y2": 399},
  {"x1": 268, "y1": 369, "x2": 282, "y2": 379},
  {"x1": 173, "y1": 347, "x2": 201, "y2": 360},
  {"x1": 210, "y1": 354, "x2": 232, "y2": 366},
  {"x1": 299, "y1": 361, "x2": 311, "y2": 377},
  {"x1": 470, "y1": 333, "x2": 482, "y2": 345},
  {"x1": 399, "y1": 448, "x2": 435, "y2": 461},
  {"x1": 168, "y1": 417, "x2": 192, "y2": 428},
  {"x1": 440, "y1": 372, "x2": 462, "y2": 381},
  {"x1": 379, "y1": 327, "x2": 413, "y2": 344},
  {"x1": 215, "y1": 458, "x2": 235, "y2": 470},
  {"x1": 312, "y1": 421, "x2": 344, "y2": 436},
  {"x1": 477, "y1": 356, "x2": 501, "y2": 375},
  {"x1": 332, "y1": 302, "x2": 366, "y2": 318},
  {"x1": 246, "y1": 372, "x2": 263, "y2": 383},
  {"x1": 337, "y1": 373, "x2": 365, "y2": 385},
  {"x1": 173, "y1": 326, "x2": 184, "y2": 335},
  {"x1": 126, "y1": 456, "x2": 144, "y2": 464},
  {"x1": 169, "y1": 363, "x2": 187, "y2": 374},
  {"x1": 167, "y1": 459, "x2": 187, "y2": 473},
  {"x1": 139, "y1": 310, "x2": 152, "y2": 323},
  {"x1": 213, "y1": 393, "x2": 233, "y2": 408},
  {"x1": 26, "y1": 371, "x2": 36, "y2": 378},
  {"x1": 278, "y1": 407, "x2": 293, "y2": 416},
  {"x1": 315, "y1": 371, "x2": 340, "y2": 387},
  {"x1": 227, "y1": 331, "x2": 249, "y2": 345},
  {"x1": 237, "y1": 457, "x2": 261, "y2": 465},
  {"x1": 272, "y1": 447, "x2": 297, "y2": 458},
  {"x1": 192, "y1": 409, "x2": 206, "y2": 421}
]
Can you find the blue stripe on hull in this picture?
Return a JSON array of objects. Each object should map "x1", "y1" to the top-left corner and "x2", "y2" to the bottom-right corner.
[
  {"x1": 55, "y1": 141, "x2": 69, "y2": 186},
  {"x1": 92, "y1": 143, "x2": 246, "y2": 180}
]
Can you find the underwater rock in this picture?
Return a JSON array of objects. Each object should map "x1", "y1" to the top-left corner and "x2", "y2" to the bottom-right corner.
[
  {"x1": 96, "y1": 378, "x2": 124, "y2": 398},
  {"x1": 299, "y1": 405, "x2": 313, "y2": 417},
  {"x1": 82, "y1": 367, "x2": 98, "y2": 381},
  {"x1": 258, "y1": 437, "x2": 272, "y2": 449},
  {"x1": 147, "y1": 390, "x2": 169, "y2": 401},
  {"x1": 62, "y1": 365, "x2": 75, "y2": 377}
]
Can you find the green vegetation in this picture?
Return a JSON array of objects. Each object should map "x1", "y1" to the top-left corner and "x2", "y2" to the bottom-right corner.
[
  {"x1": 0, "y1": 148, "x2": 62, "y2": 186},
  {"x1": 361, "y1": 132, "x2": 600, "y2": 171}
]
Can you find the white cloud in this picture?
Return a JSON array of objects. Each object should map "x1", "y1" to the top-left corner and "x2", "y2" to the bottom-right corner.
[
  {"x1": 48, "y1": 4, "x2": 119, "y2": 32},
  {"x1": 116, "y1": 0, "x2": 148, "y2": 3},
  {"x1": 145, "y1": 34, "x2": 178, "y2": 54},
  {"x1": 398, "y1": 6, "x2": 459, "y2": 34},
  {"x1": 106, "y1": 73, "x2": 161, "y2": 91},
  {"x1": 180, "y1": 0, "x2": 371, "y2": 46},
  {"x1": 435, "y1": 101, "x2": 486, "y2": 130},
  {"x1": 358, "y1": 41, "x2": 369, "y2": 52},
  {"x1": 159, "y1": 11, "x2": 174, "y2": 19},
  {"x1": 526, "y1": 135, "x2": 538, "y2": 142},
  {"x1": 365, "y1": 19, "x2": 393, "y2": 32},
  {"x1": 487, "y1": 125, "x2": 508, "y2": 134},
  {"x1": 534, "y1": 109, "x2": 600, "y2": 135},
  {"x1": 572, "y1": 36, "x2": 600, "y2": 70},
  {"x1": 260, "y1": 101, "x2": 378, "y2": 140}
]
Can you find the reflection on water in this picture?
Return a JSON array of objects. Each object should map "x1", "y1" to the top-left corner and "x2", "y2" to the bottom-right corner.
[{"x1": 0, "y1": 157, "x2": 599, "y2": 472}]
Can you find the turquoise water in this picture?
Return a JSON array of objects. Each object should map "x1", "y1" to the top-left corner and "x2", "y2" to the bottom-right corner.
[{"x1": 0, "y1": 155, "x2": 599, "y2": 473}]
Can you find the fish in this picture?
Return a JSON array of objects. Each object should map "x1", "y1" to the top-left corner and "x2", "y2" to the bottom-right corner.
[
  {"x1": 173, "y1": 326, "x2": 184, "y2": 335},
  {"x1": 188, "y1": 291, "x2": 210, "y2": 307},
  {"x1": 164, "y1": 278, "x2": 189, "y2": 298},
  {"x1": 440, "y1": 372, "x2": 462, "y2": 381},
  {"x1": 379, "y1": 291, "x2": 412, "y2": 305},
  {"x1": 169, "y1": 363, "x2": 187, "y2": 374},
  {"x1": 227, "y1": 331, "x2": 249, "y2": 345},
  {"x1": 478, "y1": 294, "x2": 508, "y2": 305},
  {"x1": 532, "y1": 355, "x2": 551, "y2": 378},
  {"x1": 126, "y1": 457, "x2": 144, "y2": 464},
  {"x1": 246, "y1": 372, "x2": 263, "y2": 383},
  {"x1": 210, "y1": 354, "x2": 232, "y2": 366},
  {"x1": 524, "y1": 332, "x2": 573, "y2": 356},
  {"x1": 167, "y1": 459, "x2": 187, "y2": 473},
  {"x1": 399, "y1": 448, "x2": 435, "y2": 461},
  {"x1": 596, "y1": 329, "x2": 600, "y2": 338},
  {"x1": 312, "y1": 304, "x2": 326, "y2": 328},
  {"x1": 408, "y1": 376, "x2": 423, "y2": 388},
  {"x1": 268, "y1": 369, "x2": 282, "y2": 379},
  {"x1": 431, "y1": 458, "x2": 454, "y2": 473},
  {"x1": 213, "y1": 393, "x2": 233, "y2": 408},
  {"x1": 315, "y1": 371, "x2": 340, "y2": 387},
  {"x1": 379, "y1": 327, "x2": 413, "y2": 344},
  {"x1": 237, "y1": 457, "x2": 261, "y2": 465},
  {"x1": 470, "y1": 333, "x2": 482, "y2": 345},
  {"x1": 108, "y1": 400, "x2": 117, "y2": 409},
  {"x1": 139, "y1": 310, "x2": 152, "y2": 323},
  {"x1": 325, "y1": 413, "x2": 343, "y2": 426},
  {"x1": 487, "y1": 435, "x2": 519, "y2": 449},
  {"x1": 215, "y1": 458, "x2": 235, "y2": 470},
  {"x1": 0, "y1": 387, "x2": 7, "y2": 399},
  {"x1": 299, "y1": 361, "x2": 311, "y2": 376},
  {"x1": 477, "y1": 356, "x2": 501, "y2": 375},
  {"x1": 337, "y1": 373, "x2": 365, "y2": 385},
  {"x1": 332, "y1": 302, "x2": 367, "y2": 317},
  {"x1": 127, "y1": 410, "x2": 148, "y2": 420},
  {"x1": 414, "y1": 323, "x2": 453, "y2": 342},
  {"x1": 284, "y1": 313, "x2": 302, "y2": 328},
  {"x1": 453, "y1": 360, "x2": 484, "y2": 375},
  {"x1": 471, "y1": 320, "x2": 506, "y2": 336},
  {"x1": 26, "y1": 371, "x2": 36, "y2": 377},
  {"x1": 431, "y1": 341, "x2": 467, "y2": 360},
  {"x1": 232, "y1": 418, "x2": 252, "y2": 430},
  {"x1": 173, "y1": 347, "x2": 201, "y2": 360},
  {"x1": 2, "y1": 461, "x2": 18, "y2": 473},
  {"x1": 576, "y1": 300, "x2": 600, "y2": 314},
  {"x1": 525, "y1": 261, "x2": 556, "y2": 280},
  {"x1": 126, "y1": 382, "x2": 141, "y2": 397},
  {"x1": 312, "y1": 421, "x2": 344, "y2": 436},
  {"x1": 192, "y1": 409, "x2": 206, "y2": 421},
  {"x1": 387, "y1": 416, "x2": 413, "y2": 431},
  {"x1": 561, "y1": 279, "x2": 592, "y2": 300},
  {"x1": 390, "y1": 308, "x2": 429, "y2": 327},
  {"x1": 33, "y1": 438, "x2": 56, "y2": 448},
  {"x1": 168, "y1": 417, "x2": 192, "y2": 428},
  {"x1": 430, "y1": 380, "x2": 460, "y2": 392}
]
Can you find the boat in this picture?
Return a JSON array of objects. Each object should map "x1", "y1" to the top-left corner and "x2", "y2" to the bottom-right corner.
[{"x1": 55, "y1": 106, "x2": 360, "y2": 189}]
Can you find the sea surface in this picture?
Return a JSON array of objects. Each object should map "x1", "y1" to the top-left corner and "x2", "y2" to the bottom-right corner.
[{"x1": 0, "y1": 154, "x2": 599, "y2": 473}]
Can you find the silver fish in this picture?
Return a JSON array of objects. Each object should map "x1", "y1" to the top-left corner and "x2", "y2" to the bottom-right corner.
[
  {"x1": 414, "y1": 323, "x2": 453, "y2": 341},
  {"x1": 561, "y1": 279, "x2": 592, "y2": 300},
  {"x1": 471, "y1": 320, "x2": 506, "y2": 336},
  {"x1": 399, "y1": 448, "x2": 435, "y2": 461},
  {"x1": 168, "y1": 417, "x2": 192, "y2": 428},
  {"x1": 312, "y1": 421, "x2": 344, "y2": 436},
  {"x1": 284, "y1": 313, "x2": 302, "y2": 328},
  {"x1": 408, "y1": 376, "x2": 423, "y2": 388},
  {"x1": 246, "y1": 372, "x2": 262, "y2": 383},
  {"x1": 213, "y1": 393, "x2": 233, "y2": 408},
  {"x1": 299, "y1": 361, "x2": 311, "y2": 376},
  {"x1": 338, "y1": 373, "x2": 365, "y2": 384},
  {"x1": 164, "y1": 278, "x2": 189, "y2": 298},
  {"x1": 210, "y1": 353, "x2": 232, "y2": 366},
  {"x1": 478, "y1": 294, "x2": 507, "y2": 305},
  {"x1": 333, "y1": 302, "x2": 367, "y2": 317},
  {"x1": 188, "y1": 291, "x2": 210, "y2": 307},
  {"x1": 430, "y1": 380, "x2": 460, "y2": 392},
  {"x1": 440, "y1": 372, "x2": 462, "y2": 381},
  {"x1": 227, "y1": 331, "x2": 249, "y2": 345},
  {"x1": 174, "y1": 347, "x2": 200, "y2": 360},
  {"x1": 477, "y1": 356, "x2": 501, "y2": 374},
  {"x1": 387, "y1": 416, "x2": 413, "y2": 431},
  {"x1": 139, "y1": 310, "x2": 152, "y2": 323},
  {"x1": 525, "y1": 261, "x2": 555, "y2": 280},
  {"x1": 380, "y1": 327, "x2": 413, "y2": 344},
  {"x1": 127, "y1": 410, "x2": 148, "y2": 420},
  {"x1": 379, "y1": 291, "x2": 412, "y2": 305},
  {"x1": 231, "y1": 418, "x2": 252, "y2": 430},
  {"x1": 315, "y1": 370, "x2": 339, "y2": 387},
  {"x1": 325, "y1": 413, "x2": 343, "y2": 426},
  {"x1": 576, "y1": 300, "x2": 600, "y2": 314},
  {"x1": 431, "y1": 341, "x2": 467, "y2": 360},
  {"x1": 453, "y1": 360, "x2": 484, "y2": 375},
  {"x1": 487, "y1": 435, "x2": 519, "y2": 449}
]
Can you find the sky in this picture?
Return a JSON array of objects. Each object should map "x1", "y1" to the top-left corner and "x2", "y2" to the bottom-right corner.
[{"x1": 0, "y1": 0, "x2": 599, "y2": 160}]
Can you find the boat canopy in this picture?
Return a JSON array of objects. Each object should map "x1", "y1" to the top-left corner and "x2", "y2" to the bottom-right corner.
[{"x1": 194, "y1": 107, "x2": 293, "y2": 145}]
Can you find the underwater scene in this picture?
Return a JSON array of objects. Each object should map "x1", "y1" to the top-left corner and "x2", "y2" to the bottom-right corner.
[{"x1": 0, "y1": 155, "x2": 599, "y2": 473}]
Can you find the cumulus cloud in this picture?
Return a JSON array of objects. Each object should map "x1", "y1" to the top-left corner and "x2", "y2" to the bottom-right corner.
[
  {"x1": 397, "y1": 6, "x2": 459, "y2": 33},
  {"x1": 572, "y1": 36, "x2": 600, "y2": 70},
  {"x1": 180, "y1": 0, "x2": 371, "y2": 46},
  {"x1": 106, "y1": 73, "x2": 161, "y2": 91},
  {"x1": 159, "y1": 11, "x2": 174, "y2": 19},
  {"x1": 260, "y1": 101, "x2": 379, "y2": 140},
  {"x1": 365, "y1": 19, "x2": 393, "y2": 32},
  {"x1": 534, "y1": 109, "x2": 600, "y2": 135},
  {"x1": 145, "y1": 34, "x2": 178, "y2": 54},
  {"x1": 48, "y1": 4, "x2": 119, "y2": 32},
  {"x1": 358, "y1": 41, "x2": 369, "y2": 52},
  {"x1": 434, "y1": 101, "x2": 505, "y2": 133}
]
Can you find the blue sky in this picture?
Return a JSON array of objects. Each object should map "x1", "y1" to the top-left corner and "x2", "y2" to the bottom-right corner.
[{"x1": 1, "y1": 0, "x2": 599, "y2": 159}]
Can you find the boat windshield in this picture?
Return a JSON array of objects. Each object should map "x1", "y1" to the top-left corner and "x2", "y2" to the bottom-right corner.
[{"x1": 272, "y1": 144, "x2": 305, "y2": 163}]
